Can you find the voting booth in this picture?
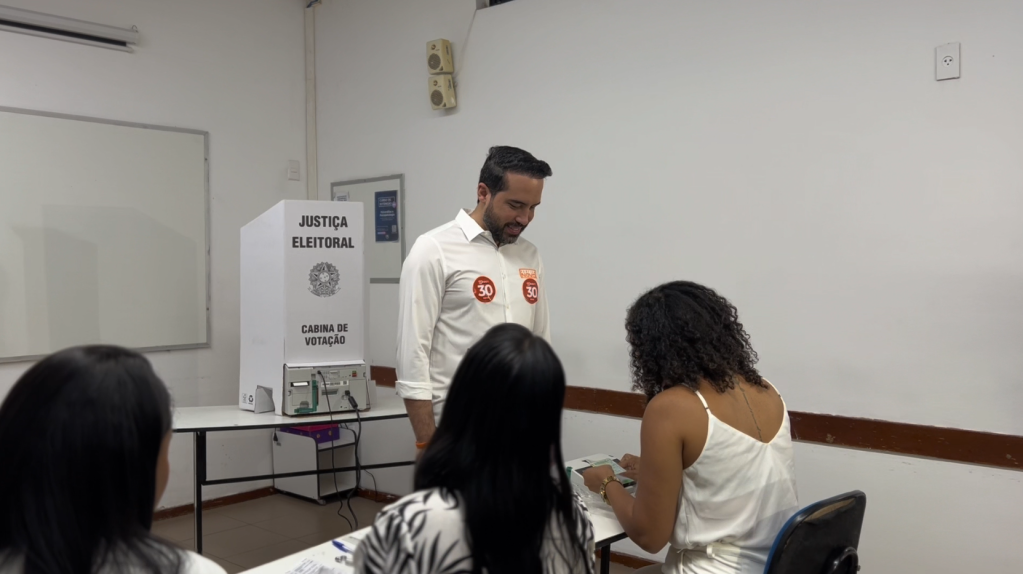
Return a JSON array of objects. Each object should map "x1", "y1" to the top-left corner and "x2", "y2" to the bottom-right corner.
[{"x1": 239, "y1": 200, "x2": 368, "y2": 415}]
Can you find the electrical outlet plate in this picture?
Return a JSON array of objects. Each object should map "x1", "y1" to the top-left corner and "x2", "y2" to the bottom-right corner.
[{"x1": 936, "y1": 43, "x2": 960, "y2": 81}]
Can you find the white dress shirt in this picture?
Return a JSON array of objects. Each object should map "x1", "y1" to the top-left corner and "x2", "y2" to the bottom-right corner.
[{"x1": 396, "y1": 209, "x2": 550, "y2": 419}]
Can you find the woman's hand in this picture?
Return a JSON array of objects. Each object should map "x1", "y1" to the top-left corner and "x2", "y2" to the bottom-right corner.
[
  {"x1": 620, "y1": 453, "x2": 641, "y2": 480},
  {"x1": 581, "y1": 464, "x2": 616, "y2": 495},
  {"x1": 621, "y1": 453, "x2": 641, "y2": 472},
  {"x1": 620, "y1": 457, "x2": 640, "y2": 480}
]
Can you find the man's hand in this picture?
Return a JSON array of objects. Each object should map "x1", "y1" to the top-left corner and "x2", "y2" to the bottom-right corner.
[{"x1": 403, "y1": 399, "x2": 436, "y2": 447}]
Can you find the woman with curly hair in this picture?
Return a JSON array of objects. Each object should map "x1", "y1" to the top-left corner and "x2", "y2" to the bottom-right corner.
[{"x1": 582, "y1": 281, "x2": 799, "y2": 574}]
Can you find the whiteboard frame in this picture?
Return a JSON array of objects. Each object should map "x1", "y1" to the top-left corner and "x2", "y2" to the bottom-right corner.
[
  {"x1": 330, "y1": 174, "x2": 406, "y2": 283},
  {"x1": 0, "y1": 106, "x2": 211, "y2": 363}
]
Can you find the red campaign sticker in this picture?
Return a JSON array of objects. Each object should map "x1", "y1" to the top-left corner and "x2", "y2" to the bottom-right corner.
[
  {"x1": 473, "y1": 276, "x2": 497, "y2": 303},
  {"x1": 522, "y1": 278, "x2": 539, "y2": 305}
]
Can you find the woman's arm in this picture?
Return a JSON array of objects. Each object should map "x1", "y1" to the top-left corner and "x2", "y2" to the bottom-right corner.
[{"x1": 583, "y1": 392, "x2": 691, "y2": 553}]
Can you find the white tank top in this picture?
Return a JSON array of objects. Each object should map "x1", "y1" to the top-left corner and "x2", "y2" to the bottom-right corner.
[{"x1": 664, "y1": 387, "x2": 800, "y2": 574}]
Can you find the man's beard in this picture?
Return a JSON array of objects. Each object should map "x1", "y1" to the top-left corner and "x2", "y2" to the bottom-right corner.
[{"x1": 483, "y1": 203, "x2": 523, "y2": 245}]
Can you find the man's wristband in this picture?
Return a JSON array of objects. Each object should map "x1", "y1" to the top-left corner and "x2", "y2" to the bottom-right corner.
[{"x1": 416, "y1": 441, "x2": 429, "y2": 450}]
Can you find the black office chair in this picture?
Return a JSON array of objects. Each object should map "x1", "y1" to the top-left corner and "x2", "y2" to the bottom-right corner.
[{"x1": 763, "y1": 491, "x2": 866, "y2": 574}]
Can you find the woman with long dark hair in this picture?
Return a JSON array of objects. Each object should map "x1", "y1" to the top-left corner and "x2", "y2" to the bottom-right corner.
[
  {"x1": 355, "y1": 323, "x2": 594, "y2": 574},
  {"x1": 582, "y1": 281, "x2": 799, "y2": 574},
  {"x1": 0, "y1": 346, "x2": 225, "y2": 574}
]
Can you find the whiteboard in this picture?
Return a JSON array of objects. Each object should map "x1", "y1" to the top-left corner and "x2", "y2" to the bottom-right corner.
[
  {"x1": 331, "y1": 175, "x2": 406, "y2": 282},
  {"x1": 0, "y1": 107, "x2": 209, "y2": 362}
]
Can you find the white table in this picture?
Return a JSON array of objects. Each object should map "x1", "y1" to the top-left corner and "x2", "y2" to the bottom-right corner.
[
  {"x1": 172, "y1": 391, "x2": 412, "y2": 554},
  {"x1": 564, "y1": 455, "x2": 631, "y2": 573},
  {"x1": 240, "y1": 513, "x2": 627, "y2": 574},
  {"x1": 240, "y1": 534, "x2": 364, "y2": 574},
  {"x1": 591, "y1": 510, "x2": 629, "y2": 573}
]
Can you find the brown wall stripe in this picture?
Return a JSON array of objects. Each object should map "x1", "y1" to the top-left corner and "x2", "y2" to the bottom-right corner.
[
  {"x1": 373, "y1": 366, "x2": 1023, "y2": 471},
  {"x1": 371, "y1": 365, "x2": 397, "y2": 388},
  {"x1": 357, "y1": 488, "x2": 403, "y2": 504},
  {"x1": 565, "y1": 385, "x2": 646, "y2": 418},
  {"x1": 154, "y1": 486, "x2": 276, "y2": 521},
  {"x1": 789, "y1": 411, "x2": 1022, "y2": 470}
]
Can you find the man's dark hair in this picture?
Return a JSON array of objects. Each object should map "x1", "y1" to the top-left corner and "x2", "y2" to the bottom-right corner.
[{"x1": 478, "y1": 146, "x2": 552, "y2": 194}]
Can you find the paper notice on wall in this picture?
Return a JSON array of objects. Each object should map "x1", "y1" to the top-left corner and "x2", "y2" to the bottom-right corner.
[{"x1": 374, "y1": 190, "x2": 399, "y2": 243}]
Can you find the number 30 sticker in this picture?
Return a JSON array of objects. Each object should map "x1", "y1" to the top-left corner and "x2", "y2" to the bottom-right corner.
[
  {"x1": 473, "y1": 276, "x2": 497, "y2": 303},
  {"x1": 522, "y1": 278, "x2": 539, "y2": 305}
]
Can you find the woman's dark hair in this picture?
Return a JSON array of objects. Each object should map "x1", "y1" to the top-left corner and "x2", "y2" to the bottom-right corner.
[
  {"x1": 626, "y1": 281, "x2": 765, "y2": 399},
  {"x1": 0, "y1": 346, "x2": 182, "y2": 574},
  {"x1": 478, "y1": 145, "x2": 553, "y2": 194},
  {"x1": 415, "y1": 324, "x2": 590, "y2": 574}
]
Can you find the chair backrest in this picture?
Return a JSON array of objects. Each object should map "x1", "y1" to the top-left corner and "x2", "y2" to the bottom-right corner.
[{"x1": 763, "y1": 491, "x2": 866, "y2": 574}]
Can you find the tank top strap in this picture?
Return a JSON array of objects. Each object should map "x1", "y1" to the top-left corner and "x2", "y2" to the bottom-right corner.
[{"x1": 693, "y1": 390, "x2": 710, "y2": 410}]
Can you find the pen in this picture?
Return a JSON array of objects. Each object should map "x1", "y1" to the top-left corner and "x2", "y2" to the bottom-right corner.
[{"x1": 332, "y1": 539, "x2": 353, "y2": 553}]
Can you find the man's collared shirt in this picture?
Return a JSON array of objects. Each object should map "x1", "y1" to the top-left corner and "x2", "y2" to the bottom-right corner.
[{"x1": 396, "y1": 210, "x2": 550, "y2": 418}]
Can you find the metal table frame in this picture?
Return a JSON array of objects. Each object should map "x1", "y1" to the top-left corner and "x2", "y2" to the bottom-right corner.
[
  {"x1": 174, "y1": 398, "x2": 628, "y2": 572},
  {"x1": 597, "y1": 532, "x2": 629, "y2": 574},
  {"x1": 173, "y1": 395, "x2": 413, "y2": 555}
]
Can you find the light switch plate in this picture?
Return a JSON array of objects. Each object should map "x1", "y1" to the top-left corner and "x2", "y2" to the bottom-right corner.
[
  {"x1": 287, "y1": 160, "x2": 301, "y2": 181},
  {"x1": 936, "y1": 43, "x2": 960, "y2": 81}
]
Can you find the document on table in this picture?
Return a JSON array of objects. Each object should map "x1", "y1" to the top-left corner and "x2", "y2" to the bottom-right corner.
[
  {"x1": 284, "y1": 527, "x2": 371, "y2": 574},
  {"x1": 285, "y1": 558, "x2": 348, "y2": 574}
]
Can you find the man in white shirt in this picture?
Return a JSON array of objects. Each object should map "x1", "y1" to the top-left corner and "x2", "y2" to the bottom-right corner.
[{"x1": 396, "y1": 146, "x2": 552, "y2": 450}]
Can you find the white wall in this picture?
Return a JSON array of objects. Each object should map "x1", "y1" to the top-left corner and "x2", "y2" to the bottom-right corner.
[
  {"x1": 0, "y1": 0, "x2": 308, "y2": 508},
  {"x1": 315, "y1": 0, "x2": 1023, "y2": 435},
  {"x1": 314, "y1": 0, "x2": 1023, "y2": 567}
]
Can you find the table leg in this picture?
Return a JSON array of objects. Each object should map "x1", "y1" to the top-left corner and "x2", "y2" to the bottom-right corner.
[
  {"x1": 601, "y1": 544, "x2": 611, "y2": 574},
  {"x1": 194, "y1": 431, "x2": 207, "y2": 554}
]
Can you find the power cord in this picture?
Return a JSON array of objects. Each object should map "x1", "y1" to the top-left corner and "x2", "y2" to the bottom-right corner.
[
  {"x1": 344, "y1": 394, "x2": 363, "y2": 529},
  {"x1": 319, "y1": 371, "x2": 364, "y2": 530},
  {"x1": 318, "y1": 371, "x2": 353, "y2": 532},
  {"x1": 343, "y1": 423, "x2": 379, "y2": 495},
  {"x1": 363, "y1": 468, "x2": 378, "y2": 497}
]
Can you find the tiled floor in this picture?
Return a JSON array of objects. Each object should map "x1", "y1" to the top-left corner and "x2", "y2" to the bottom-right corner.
[
  {"x1": 608, "y1": 562, "x2": 638, "y2": 574},
  {"x1": 153, "y1": 494, "x2": 385, "y2": 573},
  {"x1": 154, "y1": 494, "x2": 638, "y2": 573}
]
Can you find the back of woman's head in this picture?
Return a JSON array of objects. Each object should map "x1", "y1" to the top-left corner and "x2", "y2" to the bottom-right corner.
[
  {"x1": 0, "y1": 345, "x2": 181, "y2": 574},
  {"x1": 415, "y1": 323, "x2": 589, "y2": 574},
  {"x1": 626, "y1": 281, "x2": 765, "y2": 399}
]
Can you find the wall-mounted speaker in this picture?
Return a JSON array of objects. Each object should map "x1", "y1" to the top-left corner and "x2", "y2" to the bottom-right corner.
[
  {"x1": 427, "y1": 39, "x2": 453, "y2": 74},
  {"x1": 428, "y1": 74, "x2": 456, "y2": 110}
]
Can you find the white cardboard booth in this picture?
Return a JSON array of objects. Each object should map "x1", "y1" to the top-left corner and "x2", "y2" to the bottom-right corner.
[{"x1": 239, "y1": 200, "x2": 368, "y2": 416}]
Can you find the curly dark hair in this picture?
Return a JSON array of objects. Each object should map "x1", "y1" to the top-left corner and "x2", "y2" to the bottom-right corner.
[{"x1": 626, "y1": 281, "x2": 765, "y2": 399}]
